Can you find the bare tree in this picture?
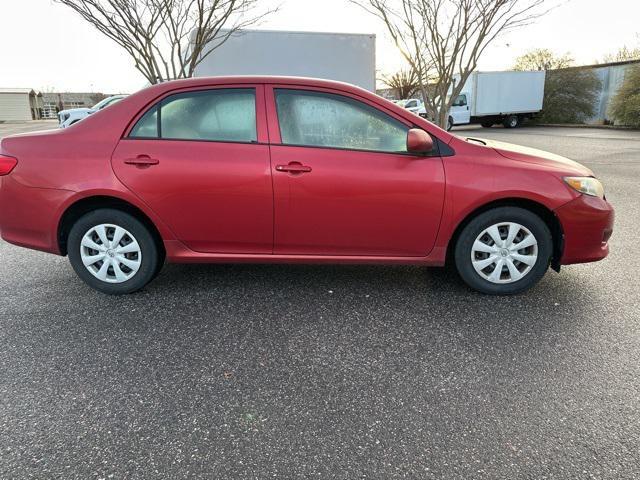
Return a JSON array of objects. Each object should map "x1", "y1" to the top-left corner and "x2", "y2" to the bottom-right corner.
[
  {"x1": 352, "y1": 0, "x2": 550, "y2": 128},
  {"x1": 381, "y1": 69, "x2": 421, "y2": 99},
  {"x1": 601, "y1": 45, "x2": 640, "y2": 63},
  {"x1": 56, "y1": 0, "x2": 277, "y2": 84},
  {"x1": 513, "y1": 48, "x2": 573, "y2": 71}
]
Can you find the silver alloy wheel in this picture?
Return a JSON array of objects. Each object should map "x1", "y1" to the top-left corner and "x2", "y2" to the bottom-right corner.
[
  {"x1": 80, "y1": 224, "x2": 142, "y2": 283},
  {"x1": 471, "y1": 222, "x2": 538, "y2": 284}
]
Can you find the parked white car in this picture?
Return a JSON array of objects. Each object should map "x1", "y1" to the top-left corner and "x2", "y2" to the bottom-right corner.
[
  {"x1": 397, "y1": 98, "x2": 423, "y2": 114},
  {"x1": 58, "y1": 95, "x2": 127, "y2": 128}
]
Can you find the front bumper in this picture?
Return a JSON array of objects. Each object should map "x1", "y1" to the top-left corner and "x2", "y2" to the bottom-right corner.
[{"x1": 555, "y1": 194, "x2": 614, "y2": 265}]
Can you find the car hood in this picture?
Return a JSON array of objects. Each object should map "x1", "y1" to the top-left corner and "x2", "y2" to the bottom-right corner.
[
  {"x1": 59, "y1": 107, "x2": 93, "y2": 115},
  {"x1": 468, "y1": 137, "x2": 594, "y2": 176}
]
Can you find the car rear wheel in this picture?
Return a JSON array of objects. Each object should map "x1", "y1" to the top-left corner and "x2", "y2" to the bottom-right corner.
[
  {"x1": 454, "y1": 207, "x2": 552, "y2": 295},
  {"x1": 67, "y1": 209, "x2": 161, "y2": 294}
]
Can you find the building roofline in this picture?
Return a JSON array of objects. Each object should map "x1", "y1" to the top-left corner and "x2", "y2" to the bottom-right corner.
[
  {"x1": 557, "y1": 58, "x2": 640, "y2": 71},
  {"x1": 0, "y1": 88, "x2": 36, "y2": 94}
]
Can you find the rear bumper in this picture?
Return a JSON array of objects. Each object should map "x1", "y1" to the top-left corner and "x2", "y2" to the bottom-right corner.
[
  {"x1": 555, "y1": 194, "x2": 614, "y2": 265},
  {"x1": 0, "y1": 176, "x2": 72, "y2": 255}
]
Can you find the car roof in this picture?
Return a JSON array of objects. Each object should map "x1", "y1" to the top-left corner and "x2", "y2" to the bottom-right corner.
[
  {"x1": 72, "y1": 75, "x2": 454, "y2": 144},
  {"x1": 146, "y1": 75, "x2": 370, "y2": 96}
]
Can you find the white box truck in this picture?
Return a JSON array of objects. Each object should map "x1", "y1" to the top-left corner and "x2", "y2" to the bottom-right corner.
[
  {"x1": 418, "y1": 70, "x2": 546, "y2": 130},
  {"x1": 193, "y1": 29, "x2": 376, "y2": 92}
]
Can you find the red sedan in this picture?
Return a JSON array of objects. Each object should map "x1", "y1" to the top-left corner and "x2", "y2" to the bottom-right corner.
[{"x1": 0, "y1": 77, "x2": 614, "y2": 295}]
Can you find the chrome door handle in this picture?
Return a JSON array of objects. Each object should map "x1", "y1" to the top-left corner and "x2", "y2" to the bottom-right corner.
[
  {"x1": 275, "y1": 163, "x2": 312, "y2": 174},
  {"x1": 124, "y1": 155, "x2": 159, "y2": 167}
]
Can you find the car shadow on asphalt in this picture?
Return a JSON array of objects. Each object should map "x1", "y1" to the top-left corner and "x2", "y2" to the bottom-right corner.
[
  {"x1": 138, "y1": 262, "x2": 597, "y2": 333},
  {"x1": 47, "y1": 261, "x2": 603, "y2": 394}
]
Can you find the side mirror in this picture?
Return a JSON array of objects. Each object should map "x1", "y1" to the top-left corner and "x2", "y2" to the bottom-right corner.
[{"x1": 407, "y1": 128, "x2": 434, "y2": 154}]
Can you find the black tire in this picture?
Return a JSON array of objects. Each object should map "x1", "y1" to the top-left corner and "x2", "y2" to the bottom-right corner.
[
  {"x1": 67, "y1": 209, "x2": 161, "y2": 294},
  {"x1": 503, "y1": 115, "x2": 520, "y2": 128},
  {"x1": 481, "y1": 121, "x2": 494, "y2": 128},
  {"x1": 151, "y1": 256, "x2": 166, "y2": 281},
  {"x1": 454, "y1": 207, "x2": 552, "y2": 295},
  {"x1": 447, "y1": 116, "x2": 454, "y2": 131}
]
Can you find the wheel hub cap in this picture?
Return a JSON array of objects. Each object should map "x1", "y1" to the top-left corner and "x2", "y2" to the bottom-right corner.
[
  {"x1": 80, "y1": 224, "x2": 142, "y2": 284},
  {"x1": 471, "y1": 222, "x2": 538, "y2": 284}
]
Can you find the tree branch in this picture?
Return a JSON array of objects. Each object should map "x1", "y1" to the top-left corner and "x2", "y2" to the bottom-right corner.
[{"x1": 56, "y1": 0, "x2": 276, "y2": 84}]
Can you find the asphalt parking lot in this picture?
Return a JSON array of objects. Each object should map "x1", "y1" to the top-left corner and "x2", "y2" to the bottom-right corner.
[{"x1": 1, "y1": 123, "x2": 639, "y2": 479}]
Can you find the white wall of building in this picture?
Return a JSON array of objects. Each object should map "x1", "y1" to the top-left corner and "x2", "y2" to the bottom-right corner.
[
  {"x1": 0, "y1": 89, "x2": 34, "y2": 122},
  {"x1": 588, "y1": 61, "x2": 638, "y2": 124}
]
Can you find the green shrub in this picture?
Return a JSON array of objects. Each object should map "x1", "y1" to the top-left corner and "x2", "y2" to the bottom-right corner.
[
  {"x1": 609, "y1": 66, "x2": 640, "y2": 127},
  {"x1": 537, "y1": 69, "x2": 601, "y2": 124}
]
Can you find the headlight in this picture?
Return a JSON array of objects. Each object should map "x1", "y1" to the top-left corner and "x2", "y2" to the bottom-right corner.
[{"x1": 564, "y1": 176, "x2": 605, "y2": 199}]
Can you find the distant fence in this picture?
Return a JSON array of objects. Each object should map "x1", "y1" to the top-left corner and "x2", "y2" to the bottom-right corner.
[{"x1": 557, "y1": 59, "x2": 639, "y2": 125}]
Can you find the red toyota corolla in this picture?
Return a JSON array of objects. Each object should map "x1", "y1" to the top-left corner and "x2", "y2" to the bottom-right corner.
[{"x1": 0, "y1": 76, "x2": 614, "y2": 295}]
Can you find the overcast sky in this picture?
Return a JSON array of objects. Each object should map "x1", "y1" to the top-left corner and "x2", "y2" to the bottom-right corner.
[{"x1": 1, "y1": 0, "x2": 638, "y2": 93}]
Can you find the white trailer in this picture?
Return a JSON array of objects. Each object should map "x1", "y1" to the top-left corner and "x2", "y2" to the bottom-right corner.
[
  {"x1": 193, "y1": 29, "x2": 376, "y2": 92},
  {"x1": 419, "y1": 70, "x2": 546, "y2": 129}
]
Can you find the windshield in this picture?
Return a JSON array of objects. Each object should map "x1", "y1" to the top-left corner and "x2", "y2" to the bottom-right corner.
[{"x1": 92, "y1": 96, "x2": 124, "y2": 110}]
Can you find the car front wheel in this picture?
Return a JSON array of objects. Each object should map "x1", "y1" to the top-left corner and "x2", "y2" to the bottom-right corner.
[
  {"x1": 447, "y1": 116, "x2": 454, "y2": 131},
  {"x1": 67, "y1": 209, "x2": 161, "y2": 294},
  {"x1": 454, "y1": 207, "x2": 552, "y2": 295}
]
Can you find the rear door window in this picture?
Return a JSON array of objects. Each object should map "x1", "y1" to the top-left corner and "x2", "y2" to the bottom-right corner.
[{"x1": 129, "y1": 88, "x2": 257, "y2": 143}]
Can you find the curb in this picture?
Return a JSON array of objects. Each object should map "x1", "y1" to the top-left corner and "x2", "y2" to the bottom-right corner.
[{"x1": 534, "y1": 123, "x2": 640, "y2": 131}]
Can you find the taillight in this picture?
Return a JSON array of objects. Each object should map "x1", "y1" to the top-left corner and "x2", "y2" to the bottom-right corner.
[{"x1": 0, "y1": 154, "x2": 18, "y2": 176}]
